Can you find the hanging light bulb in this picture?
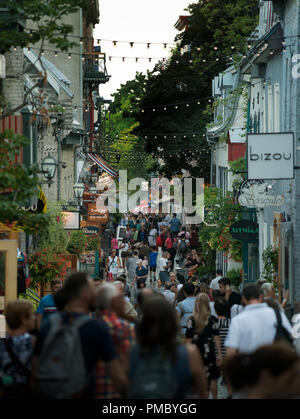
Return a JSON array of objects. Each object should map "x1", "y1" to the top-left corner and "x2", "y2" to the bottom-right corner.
[
  {"x1": 80, "y1": 37, "x2": 83, "y2": 45},
  {"x1": 147, "y1": 43, "x2": 151, "y2": 49},
  {"x1": 130, "y1": 42, "x2": 134, "y2": 48},
  {"x1": 41, "y1": 49, "x2": 45, "y2": 55},
  {"x1": 54, "y1": 51, "x2": 58, "y2": 57},
  {"x1": 113, "y1": 41, "x2": 117, "y2": 46},
  {"x1": 136, "y1": 57, "x2": 139, "y2": 62},
  {"x1": 164, "y1": 43, "x2": 167, "y2": 49},
  {"x1": 68, "y1": 53, "x2": 72, "y2": 59}
]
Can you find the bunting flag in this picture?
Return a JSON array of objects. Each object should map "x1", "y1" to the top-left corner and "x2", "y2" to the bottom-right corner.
[{"x1": 87, "y1": 152, "x2": 119, "y2": 179}]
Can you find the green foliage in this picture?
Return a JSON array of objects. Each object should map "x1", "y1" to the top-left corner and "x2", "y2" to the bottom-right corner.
[
  {"x1": 0, "y1": 130, "x2": 50, "y2": 233},
  {"x1": 67, "y1": 230, "x2": 87, "y2": 255},
  {"x1": 100, "y1": 72, "x2": 156, "y2": 180},
  {"x1": 262, "y1": 246, "x2": 279, "y2": 288},
  {"x1": 0, "y1": 0, "x2": 89, "y2": 53},
  {"x1": 226, "y1": 268, "x2": 242, "y2": 288},
  {"x1": 199, "y1": 186, "x2": 243, "y2": 262},
  {"x1": 28, "y1": 249, "x2": 67, "y2": 289},
  {"x1": 133, "y1": 0, "x2": 259, "y2": 179},
  {"x1": 37, "y1": 201, "x2": 69, "y2": 253},
  {"x1": 86, "y1": 237, "x2": 100, "y2": 251}
]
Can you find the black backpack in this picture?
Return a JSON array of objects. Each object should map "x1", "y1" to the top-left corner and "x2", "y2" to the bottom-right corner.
[{"x1": 273, "y1": 306, "x2": 294, "y2": 349}]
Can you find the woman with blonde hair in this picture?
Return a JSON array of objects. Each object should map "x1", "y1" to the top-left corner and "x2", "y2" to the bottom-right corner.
[{"x1": 185, "y1": 293, "x2": 223, "y2": 399}]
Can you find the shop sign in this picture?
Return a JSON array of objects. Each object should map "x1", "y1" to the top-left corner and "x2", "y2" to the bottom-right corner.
[
  {"x1": 238, "y1": 179, "x2": 285, "y2": 208},
  {"x1": 247, "y1": 133, "x2": 294, "y2": 180},
  {"x1": 229, "y1": 220, "x2": 259, "y2": 242},
  {"x1": 81, "y1": 225, "x2": 100, "y2": 236}
]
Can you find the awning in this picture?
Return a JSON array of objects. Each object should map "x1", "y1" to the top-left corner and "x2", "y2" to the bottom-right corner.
[{"x1": 87, "y1": 152, "x2": 119, "y2": 179}]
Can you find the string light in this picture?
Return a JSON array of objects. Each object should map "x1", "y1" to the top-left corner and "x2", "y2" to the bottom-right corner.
[
  {"x1": 54, "y1": 51, "x2": 58, "y2": 57},
  {"x1": 68, "y1": 53, "x2": 72, "y2": 59},
  {"x1": 80, "y1": 38, "x2": 83, "y2": 45}
]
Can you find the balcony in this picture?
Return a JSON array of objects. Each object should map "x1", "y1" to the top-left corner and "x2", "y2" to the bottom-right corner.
[{"x1": 83, "y1": 53, "x2": 110, "y2": 85}]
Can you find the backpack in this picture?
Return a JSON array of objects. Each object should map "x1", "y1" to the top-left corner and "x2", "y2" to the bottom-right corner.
[
  {"x1": 272, "y1": 306, "x2": 295, "y2": 349},
  {"x1": 130, "y1": 345, "x2": 179, "y2": 399},
  {"x1": 179, "y1": 239, "x2": 188, "y2": 253},
  {"x1": 35, "y1": 314, "x2": 92, "y2": 399}
]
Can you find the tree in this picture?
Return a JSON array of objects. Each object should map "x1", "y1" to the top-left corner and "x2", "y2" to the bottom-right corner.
[
  {"x1": 0, "y1": 130, "x2": 49, "y2": 232},
  {"x1": 134, "y1": 0, "x2": 259, "y2": 179},
  {"x1": 99, "y1": 72, "x2": 155, "y2": 180}
]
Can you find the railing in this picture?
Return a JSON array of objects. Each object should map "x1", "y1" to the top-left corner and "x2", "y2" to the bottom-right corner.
[{"x1": 83, "y1": 52, "x2": 110, "y2": 84}]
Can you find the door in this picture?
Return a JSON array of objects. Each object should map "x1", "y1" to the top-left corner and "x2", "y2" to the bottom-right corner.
[{"x1": 0, "y1": 240, "x2": 18, "y2": 314}]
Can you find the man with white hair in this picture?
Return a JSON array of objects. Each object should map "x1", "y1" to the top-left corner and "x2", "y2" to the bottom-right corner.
[
  {"x1": 261, "y1": 282, "x2": 290, "y2": 310},
  {"x1": 94, "y1": 283, "x2": 135, "y2": 399}
]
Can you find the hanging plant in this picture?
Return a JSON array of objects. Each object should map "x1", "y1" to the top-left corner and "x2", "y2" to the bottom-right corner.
[{"x1": 262, "y1": 246, "x2": 279, "y2": 288}]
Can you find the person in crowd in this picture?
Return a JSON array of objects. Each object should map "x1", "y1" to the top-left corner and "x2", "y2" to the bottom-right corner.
[
  {"x1": 110, "y1": 234, "x2": 119, "y2": 256},
  {"x1": 176, "y1": 282, "x2": 196, "y2": 336},
  {"x1": 185, "y1": 293, "x2": 222, "y2": 399},
  {"x1": 163, "y1": 282, "x2": 176, "y2": 304},
  {"x1": 126, "y1": 251, "x2": 139, "y2": 303},
  {"x1": 137, "y1": 224, "x2": 147, "y2": 243},
  {"x1": 157, "y1": 217, "x2": 166, "y2": 235},
  {"x1": 154, "y1": 278, "x2": 164, "y2": 294},
  {"x1": 261, "y1": 282, "x2": 290, "y2": 310},
  {"x1": 113, "y1": 281, "x2": 138, "y2": 323},
  {"x1": 31, "y1": 272, "x2": 128, "y2": 399},
  {"x1": 135, "y1": 288, "x2": 156, "y2": 320},
  {"x1": 149, "y1": 246, "x2": 158, "y2": 283},
  {"x1": 210, "y1": 269, "x2": 223, "y2": 293},
  {"x1": 148, "y1": 224, "x2": 157, "y2": 248},
  {"x1": 0, "y1": 300, "x2": 36, "y2": 398},
  {"x1": 142, "y1": 256, "x2": 148, "y2": 271},
  {"x1": 129, "y1": 216, "x2": 136, "y2": 230},
  {"x1": 223, "y1": 343, "x2": 300, "y2": 399},
  {"x1": 132, "y1": 227, "x2": 139, "y2": 243},
  {"x1": 120, "y1": 214, "x2": 128, "y2": 227},
  {"x1": 138, "y1": 240, "x2": 151, "y2": 260},
  {"x1": 225, "y1": 284, "x2": 293, "y2": 357},
  {"x1": 125, "y1": 224, "x2": 132, "y2": 242},
  {"x1": 177, "y1": 234, "x2": 189, "y2": 266},
  {"x1": 189, "y1": 227, "x2": 199, "y2": 250},
  {"x1": 94, "y1": 283, "x2": 135, "y2": 399},
  {"x1": 118, "y1": 238, "x2": 130, "y2": 270},
  {"x1": 106, "y1": 249, "x2": 121, "y2": 281},
  {"x1": 169, "y1": 214, "x2": 181, "y2": 238},
  {"x1": 165, "y1": 231, "x2": 176, "y2": 268},
  {"x1": 115, "y1": 275, "x2": 131, "y2": 301},
  {"x1": 135, "y1": 259, "x2": 148, "y2": 289},
  {"x1": 157, "y1": 251, "x2": 171, "y2": 284},
  {"x1": 169, "y1": 271, "x2": 178, "y2": 286},
  {"x1": 218, "y1": 277, "x2": 242, "y2": 318},
  {"x1": 176, "y1": 273, "x2": 186, "y2": 292},
  {"x1": 214, "y1": 297, "x2": 231, "y2": 359},
  {"x1": 36, "y1": 279, "x2": 62, "y2": 329},
  {"x1": 128, "y1": 297, "x2": 208, "y2": 399}
]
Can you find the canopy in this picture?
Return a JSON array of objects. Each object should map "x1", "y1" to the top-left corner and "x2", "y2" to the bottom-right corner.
[{"x1": 86, "y1": 152, "x2": 118, "y2": 179}]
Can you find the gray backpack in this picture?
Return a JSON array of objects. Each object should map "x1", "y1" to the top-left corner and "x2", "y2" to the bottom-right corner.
[
  {"x1": 35, "y1": 314, "x2": 91, "y2": 399},
  {"x1": 130, "y1": 345, "x2": 179, "y2": 399}
]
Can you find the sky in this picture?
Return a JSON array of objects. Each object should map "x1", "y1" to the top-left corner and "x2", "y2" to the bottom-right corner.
[{"x1": 94, "y1": 0, "x2": 193, "y2": 99}]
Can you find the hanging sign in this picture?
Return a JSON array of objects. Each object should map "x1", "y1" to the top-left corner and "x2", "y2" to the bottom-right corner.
[
  {"x1": 229, "y1": 220, "x2": 259, "y2": 242},
  {"x1": 81, "y1": 225, "x2": 100, "y2": 236},
  {"x1": 247, "y1": 133, "x2": 294, "y2": 180},
  {"x1": 238, "y1": 180, "x2": 285, "y2": 208}
]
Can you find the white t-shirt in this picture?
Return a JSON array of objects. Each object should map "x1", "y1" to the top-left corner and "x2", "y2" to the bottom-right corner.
[
  {"x1": 225, "y1": 303, "x2": 293, "y2": 354},
  {"x1": 108, "y1": 256, "x2": 119, "y2": 275},
  {"x1": 148, "y1": 228, "x2": 157, "y2": 246},
  {"x1": 157, "y1": 257, "x2": 168, "y2": 272},
  {"x1": 210, "y1": 276, "x2": 223, "y2": 290}
]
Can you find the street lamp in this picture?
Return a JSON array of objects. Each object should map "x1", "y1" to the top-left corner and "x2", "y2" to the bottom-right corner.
[
  {"x1": 73, "y1": 182, "x2": 85, "y2": 204},
  {"x1": 41, "y1": 154, "x2": 57, "y2": 187}
]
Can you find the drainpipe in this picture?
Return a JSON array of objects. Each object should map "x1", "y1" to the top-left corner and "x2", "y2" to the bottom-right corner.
[{"x1": 80, "y1": 9, "x2": 83, "y2": 127}]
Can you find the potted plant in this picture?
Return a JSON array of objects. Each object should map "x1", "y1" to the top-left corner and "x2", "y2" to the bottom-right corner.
[{"x1": 28, "y1": 249, "x2": 67, "y2": 296}]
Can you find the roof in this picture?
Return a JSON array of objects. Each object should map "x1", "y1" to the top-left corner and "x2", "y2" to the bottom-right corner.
[
  {"x1": 174, "y1": 15, "x2": 190, "y2": 31},
  {"x1": 24, "y1": 49, "x2": 74, "y2": 98}
]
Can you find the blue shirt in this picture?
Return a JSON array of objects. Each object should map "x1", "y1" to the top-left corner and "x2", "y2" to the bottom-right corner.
[
  {"x1": 149, "y1": 251, "x2": 158, "y2": 268},
  {"x1": 136, "y1": 266, "x2": 148, "y2": 277},
  {"x1": 36, "y1": 294, "x2": 57, "y2": 321},
  {"x1": 176, "y1": 297, "x2": 196, "y2": 334},
  {"x1": 169, "y1": 218, "x2": 181, "y2": 233}
]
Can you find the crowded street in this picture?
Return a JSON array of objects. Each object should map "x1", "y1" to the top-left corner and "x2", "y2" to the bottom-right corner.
[{"x1": 1, "y1": 0, "x2": 300, "y2": 408}]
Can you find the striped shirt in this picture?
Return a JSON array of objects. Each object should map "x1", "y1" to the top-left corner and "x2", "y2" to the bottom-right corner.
[{"x1": 216, "y1": 318, "x2": 231, "y2": 358}]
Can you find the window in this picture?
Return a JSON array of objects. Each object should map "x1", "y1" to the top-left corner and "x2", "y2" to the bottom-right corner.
[
  {"x1": 268, "y1": 85, "x2": 273, "y2": 132},
  {"x1": 274, "y1": 83, "x2": 280, "y2": 132}
]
